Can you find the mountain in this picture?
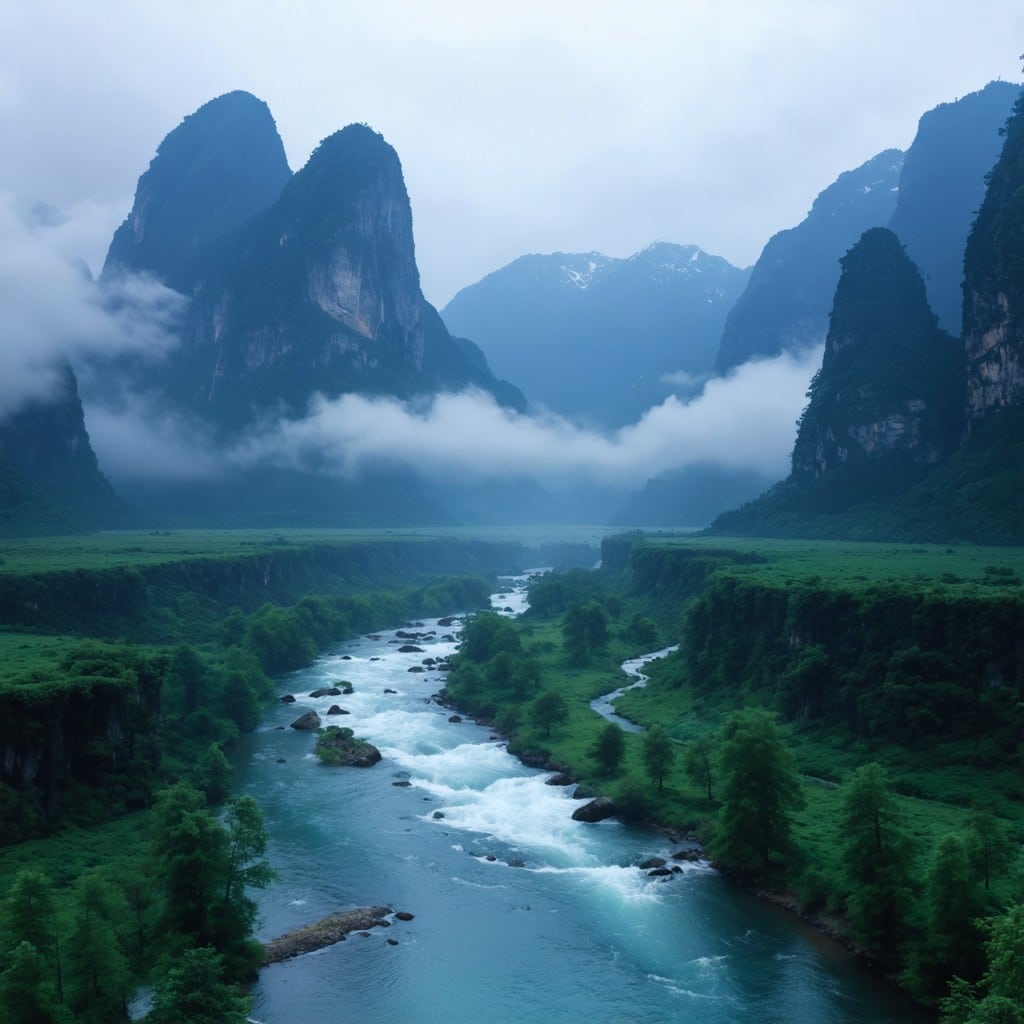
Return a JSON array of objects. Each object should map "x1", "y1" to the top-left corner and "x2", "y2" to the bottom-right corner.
[
  {"x1": 963, "y1": 87, "x2": 1024, "y2": 427},
  {"x1": 0, "y1": 363, "x2": 133, "y2": 535},
  {"x1": 103, "y1": 91, "x2": 292, "y2": 290},
  {"x1": 714, "y1": 149, "x2": 904, "y2": 373},
  {"x1": 889, "y1": 81, "x2": 1020, "y2": 334},
  {"x1": 790, "y1": 228, "x2": 964, "y2": 479},
  {"x1": 102, "y1": 103, "x2": 522, "y2": 434},
  {"x1": 442, "y1": 242, "x2": 750, "y2": 428},
  {"x1": 84, "y1": 94, "x2": 529, "y2": 527},
  {"x1": 707, "y1": 85, "x2": 1024, "y2": 544}
]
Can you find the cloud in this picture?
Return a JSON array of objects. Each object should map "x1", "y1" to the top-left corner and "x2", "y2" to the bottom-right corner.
[
  {"x1": 221, "y1": 347, "x2": 822, "y2": 487},
  {"x1": 83, "y1": 395, "x2": 223, "y2": 481},
  {"x1": 0, "y1": 194, "x2": 184, "y2": 418}
]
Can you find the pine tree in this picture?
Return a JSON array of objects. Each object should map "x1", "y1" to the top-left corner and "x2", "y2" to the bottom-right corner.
[
  {"x1": 711, "y1": 709, "x2": 803, "y2": 878},
  {"x1": 839, "y1": 762, "x2": 917, "y2": 963}
]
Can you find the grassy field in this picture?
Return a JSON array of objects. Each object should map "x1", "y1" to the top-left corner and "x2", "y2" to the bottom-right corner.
[
  {"x1": 638, "y1": 533, "x2": 1024, "y2": 593},
  {"x1": 0, "y1": 525, "x2": 612, "y2": 575}
]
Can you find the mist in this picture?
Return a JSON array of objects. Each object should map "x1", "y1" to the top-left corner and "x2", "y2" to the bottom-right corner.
[
  {"x1": 85, "y1": 347, "x2": 820, "y2": 498},
  {"x1": 0, "y1": 195, "x2": 184, "y2": 418}
]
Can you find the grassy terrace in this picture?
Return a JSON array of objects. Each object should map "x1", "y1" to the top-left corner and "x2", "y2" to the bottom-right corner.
[
  {"x1": 637, "y1": 533, "x2": 1024, "y2": 591},
  {"x1": 0, "y1": 525, "x2": 611, "y2": 575}
]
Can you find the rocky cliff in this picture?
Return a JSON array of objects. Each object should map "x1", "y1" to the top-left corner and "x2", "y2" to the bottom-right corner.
[
  {"x1": 963, "y1": 87, "x2": 1024, "y2": 427},
  {"x1": 103, "y1": 101, "x2": 522, "y2": 433},
  {"x1": 791, "y1": 228, "x2": 964, "y2": 478},
  {"x1": 102, "y1": 90, "x2": 292, "y2": 289},
  {"x1": 889, "y1": 81, "x2": 1020, "y2": 335},
  {"x1": 0, "y1": 362, "x2": 133, "y2": 535}
]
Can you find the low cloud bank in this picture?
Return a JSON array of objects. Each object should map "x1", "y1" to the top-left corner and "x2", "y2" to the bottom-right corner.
[
  {"x1": 0, "y1": 195, "x2": 183, "y2": 417},
  {"x1": 211, "y1": 345, "x2": 817, "y2": 488}
]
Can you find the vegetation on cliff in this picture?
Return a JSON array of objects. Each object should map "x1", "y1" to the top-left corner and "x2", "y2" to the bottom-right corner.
[{"x1": 440, "y1": 533, "x2": 1024, "y2": 1018}]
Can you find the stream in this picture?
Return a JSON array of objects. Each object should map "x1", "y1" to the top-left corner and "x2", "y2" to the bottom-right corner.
[{"x1": 232, "y1": 574, "x2": 927, "y2": 1023}]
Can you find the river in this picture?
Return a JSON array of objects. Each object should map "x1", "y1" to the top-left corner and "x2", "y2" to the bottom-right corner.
[{"x1": 232, "y1": 575, "x2": 928, "y2": 1023}]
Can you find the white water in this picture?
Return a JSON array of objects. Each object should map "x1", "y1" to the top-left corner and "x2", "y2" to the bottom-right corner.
[{"x1": 233, "y1": 574, "x2": 927, "y2": 1023}]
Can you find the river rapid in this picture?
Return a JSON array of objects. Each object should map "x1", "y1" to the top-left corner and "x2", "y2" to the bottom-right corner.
[{"x1": 232, "y1": 575, "x2": 928, "y2": 1024}]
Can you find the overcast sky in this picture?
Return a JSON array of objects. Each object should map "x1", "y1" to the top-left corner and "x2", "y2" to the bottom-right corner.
[{"x1": 1, "y1": 1, "x2": 1021, "y2": 308}]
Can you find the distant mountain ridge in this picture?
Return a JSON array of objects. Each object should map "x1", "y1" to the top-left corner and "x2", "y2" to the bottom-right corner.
[
  {"x1": 714, "y1": 82, "x2": 1019, "y2": 374},
  {"x1": 889, "y1": 80, "x2": 1020, "y2": 334},
  {"x1": 709, "y1": 88, "x2": 1024, "y2": 543},
  {"x1": 713, "y1": 148, "x2": 905, "y2": 373},
  {"x1": 442, "y1": 241, "x2": 750, "y2": 428}
]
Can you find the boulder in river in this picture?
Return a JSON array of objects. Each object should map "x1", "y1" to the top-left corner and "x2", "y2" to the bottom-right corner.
[
  {"x1": 281, "y1": 694, "x2": 296, "y2": 703},
  {"x1": 262, "y1": 906, "x2": 393, "y2": 964},
  {"x1": 572, "y1": 797, "x2": 616, "y2": 823},
  {"x1": 310, "y1": 686, "x2": 341, "y2": 698},
  {"x1": 546, "y1": 773, "x2": 574, "y2": 787},
  {"x1": 326, "y1": 705, "x2": 349, "y2": 716},
  {"x1": 314, "y1": 726, "x2": 381, "y2": 766},
  {"x1": 398, "y1": 644, "x2": 425, "y2": 653},
  {"x1": 639, "y1": 857, "x2": 667, "y2": 870},
  {"x1": 290, "y1": 710, "x2": 322, "y2": 731}
]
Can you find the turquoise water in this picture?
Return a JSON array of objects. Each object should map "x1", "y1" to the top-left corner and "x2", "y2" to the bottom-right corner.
[{"x1": 233, "y1": 584, "x2": 928, "y2": 1024}]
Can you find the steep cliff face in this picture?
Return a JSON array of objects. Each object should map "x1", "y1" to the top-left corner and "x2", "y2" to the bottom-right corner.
[
  {"x1": 791, "y1": 228, "x2": 963, "y2": 478},
  {"x1": 963, "y1": 88, "x2": 1024, "y2": 427},
  {"x1": 108, "y1": 110, "x2": 522, "y2": 431},
  {"x1": 102, "y1": 90, "x2": 292, "y2": 289},
  {"x1": 889, "y1": 81, "x2": 1020, "y2": 335},
  {"x1": 714, "y1": 149, "x2": 904, "y2": 373},
  {"x1": 0, "y1": 362, "x2": 132, "y2": 535}
]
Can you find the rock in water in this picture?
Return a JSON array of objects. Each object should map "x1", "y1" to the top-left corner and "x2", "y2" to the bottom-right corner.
[
  {"x1": 571, "y1": 797, "x2": 616, "y2": 823},
  {"x1": 262, "y1": 906, "x2": 393, "y2": 964},
  {"x1": 290, "y1": 710, "x2": 321, "y2": 730}
]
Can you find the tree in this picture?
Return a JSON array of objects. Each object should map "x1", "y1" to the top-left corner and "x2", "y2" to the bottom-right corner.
[
  {"x1": 1, "y1": 870, "x2": 63, "y2": 1002},
  {"x1": 906, "y1": 834, "x2": 987, "y2": 1002},
  {"x1": 511, "y1": 657, "x2": 542, "y2": 700},
  {"x1": 590, "y1": 722, "x2": 627, "y2": 777},
  {"x1": 0, "y1": 941, "x2": 69, "y2": 1024},
  {"x1": 150, "y1": 783, "x2": 273, "y2": 979},
  {"x1": 967, "y1": 807, "x2": 1015, "y2": 892},
  {"x1": 562, "y1": 601, "x2": 609, "y2": 665},
  {"x1": 166, "y1": 643, "x2": 207, "y2": 716},
  {"x1": 839, "y1": 762, "x2": 917, "y2": 963},
  {"x1": 683, "y1": 732, "x2": 717, "y2": 801},
  {"x1": 223, "y1": 796, "x2": 274, "y2": 907},
  {"x1": 193, "y1": 742, "x2": 233, "y2": 806},
  {"x1": 530, "y1": 691, "x2": 569, "y2": 738},
  {"x1": 983, "y1": 903, "x2": 1024, "y2": 1007},
  {"x1": 65, "y1": 873, "x2": 131, "y2": 1024},
  {"x1": 939, "y1": 904, "x2": 1024, "y2": 1023},
  {"x1": 216, "y1": 646, "x2": 272, "y2": 732},
  {"x1": 641, "y1": 725, "x2": 675, "y2": 791},
  {"x1": 150, "y1": 784, "x2": 230, "y2": 950},
  {"x1": 712, "y1": 709, "x2": 804, "y2": 879},
  {"x1": 624, "y1": 613, "x2": 659, "y2": 648},
  {"x1": 149, "y1": 946, "x2": 248, "y2": 1024}
]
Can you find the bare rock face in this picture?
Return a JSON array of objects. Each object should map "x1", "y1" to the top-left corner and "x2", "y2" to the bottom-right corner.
[{"x1": 962, "y1": 90, "x2": 1024, "y2": 429}]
